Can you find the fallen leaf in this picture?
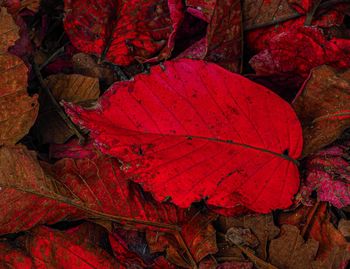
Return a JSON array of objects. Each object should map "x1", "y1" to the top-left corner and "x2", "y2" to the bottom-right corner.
[
  {"x1": 65, "y1": 59, "x2": 303, "y2": 214},
  {"x1": 269, "y1": 224, "x2": 319, "y2": 269},
  {"x1": 180, "y1": 0, "x2": 242, "y2": 72},
  {"x1": 308, "y1": 204, "x2": 350, "y2": 269},
  {"x1": 0, "y1": 146, "x2": 83, "y2": 234},
  {"x1": 0, "y1": 8, "x2": 38, "y2": 145},
  {"x1": 249, "y1": 27, "x2": 350, "y2": 88},
  {"x1": 218, "y1": 214, "x2": 280, "y2": 260},
  {"x1": 293, "y1": 65, "x2": 350, "y2": 156},
  {"x1": 225, "y1": 226, "x2": 259, "y2": 248},
  {"x1": 72, "y1": 53, "x2": 115, "y2": 84},
  {"x1": 338, "y1": 219, "x2": 350, "y2": 239},
  {"x1": 300, "y1": 141, "x2": 350, "y2": 208},
  {"x1": 35, "y1": 73, "x2": 99, "y2": 144},
  {"x1": 0, "y1": 146, "x2": 217, "y2": 268},
  {"x1": 279, "y1": 203, "x2": 350, "y2": 269},
  {"x1": 20, "y1": 224, "x2": 123, "y2": 268},
  {"x1": 243, "y1": 0, "x2": 300, "y2": 31},
  {"x1": 64, "y1": 0, "x2": 183, "y2": 66},
  {"x1": 0, "y1": 242, "x2": 34, "y2": 269},
  {"x1": 2, "y1": 0, "x2": 41, "y2": 14},
  {"x1": 217, "y1": 261, "x2": 253, "y2": 269},
  {"x1": 0, "y1": 7, "x2": 19, "y2": 51},
  {"x1": 45, "y1": 73, "x2": 100, "y2": 103}
]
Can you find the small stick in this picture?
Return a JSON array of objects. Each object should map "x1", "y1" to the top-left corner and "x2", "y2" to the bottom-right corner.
[
  {"x1": 304, "y1": 0, "x2": 322, "y2": 26},
  {"x1": 32, "y1": 59, "x2": 86, "y2": 144},
  {"x1": 39, "y1": 45, "x2": 65, "y2": 71}
]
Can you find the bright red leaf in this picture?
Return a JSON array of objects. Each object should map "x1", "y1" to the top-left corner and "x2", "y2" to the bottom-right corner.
[
  {"x1": 65, "y1": 59, "x2": 303, "y2": 214},
  {"x1": 64, "y1": 0, "x2": 183, "y2": 66}
]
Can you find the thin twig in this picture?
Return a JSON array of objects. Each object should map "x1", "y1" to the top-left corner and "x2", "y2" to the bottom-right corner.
[
  {"x1": 39, "y1": 45, "x2": 65, "y2": 71},
  {"x1": 305, "y1": 0, "x2": 322, "y2": 26},
  {"x1": 32, "y1": 59, "x2": 86, "y2": 144}
]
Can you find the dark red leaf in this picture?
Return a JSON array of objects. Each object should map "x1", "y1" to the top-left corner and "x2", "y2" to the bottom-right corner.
[
  {"x1": 21, "y1": 224, "x2": 123, "y2": 269},
  {"x1": 0, "y1": 146, "x2": 217, "y2": 268},
  {"x1": 65, "y1": 59, "x2": 303, "y2": 214},
  {"x1": 64, "y1": 0, "x2": 183, "y2": 65},
  {"x1": 249, "y1": 26, "x2": 350, "y2": 86},
  {"x1": 0, "y1": 242, "x2": 34, "y2": 269}
]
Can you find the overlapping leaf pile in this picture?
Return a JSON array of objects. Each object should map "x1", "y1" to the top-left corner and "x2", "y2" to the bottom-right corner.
[{"x1": 1, "y1": 0, "x2": 350, "y2": 268}]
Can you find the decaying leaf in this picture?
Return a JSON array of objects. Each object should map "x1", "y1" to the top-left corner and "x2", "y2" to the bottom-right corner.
[
  {"x1": 20, "y1": 224, "x2": 123, "y2": 268},
  {"x1": 65, "y1": 59, "x2": 303, "y2": 214},
  {"x1": 0, "y1": 146, "x2": 83, "y2": 234},
  {"x1": 72, "y1": 53, "x2": 115, "y2": 83},
  {"x1": 64, "y1": 0, "x2": 183, "y2": 65},
  {"x1": 293, "y1": 65, "x2": 350, "y2": 156},
  {"x1": 269, "y1": 225, "x2": 319, "y2": 269},
  {"x1": 35, "y1": 73, "x2": 99, "y2": 144},
  {"x1": 279, "y1": 203, "x2": 350, "y2": 269},
  {"x1": 243, "y1": 0, "x2": 300, "y2": 30},
  {"x1": 338, "y1": 219, "x2": 350, "y2": 239},
  {"x1": 0, "y1": 146, "x2": 217, "y2": 268},
  {"x1": 301, "y1": 141, "x2": 350, "y2": 208},
  {"x1": 0, "y1": 242, "x2": 34, "y2": 269},
  {"x1": 0, "y1": 7, "x2": 19, "y2": 51},
  {"x1": 0, "y1": 8, "x2": 38, "y2": 145},
  {"x1": 2, "y1": 0, "x2": 41, "y2": 14},
  {"x1": 218, "y1": 214, "x2": 280, "y2": 260},
  {"x1": 181, "y1": 0, "x2": 242, "y2": 72},
  {"x1": 308, "y1": 204, "x2": 350, "y2": 269}
]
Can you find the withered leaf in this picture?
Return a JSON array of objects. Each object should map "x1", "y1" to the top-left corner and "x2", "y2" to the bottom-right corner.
[
  {"x1": 269, "y1": 225, "x2": 319, "y2": 269},
  {"x1": 293, "y1": 65, "x2": 350, "y2": 156},
  {"x1": 35, "y1": 74, "x2": 100, "y2": 144},
  {"x1": 0, "y1": 7, "x2": 18, "y2": 51},
  {"x1": 0, "y1": 9, "x2": 38, "y2": 145}
]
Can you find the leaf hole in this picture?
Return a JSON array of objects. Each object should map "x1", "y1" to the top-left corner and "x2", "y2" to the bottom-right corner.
[{"x1": 283, "y1": 149, "x2": 289, "y2": 156}]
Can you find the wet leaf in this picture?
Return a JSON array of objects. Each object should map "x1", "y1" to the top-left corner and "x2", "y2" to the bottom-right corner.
[{"x1": 66, "y1": 59, "x2": 303, "y2": 214}]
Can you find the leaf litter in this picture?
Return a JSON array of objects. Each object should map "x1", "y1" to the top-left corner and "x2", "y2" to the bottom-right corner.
[{"x1": 0, "y1": 0, "x2": 350, "y2": 268}]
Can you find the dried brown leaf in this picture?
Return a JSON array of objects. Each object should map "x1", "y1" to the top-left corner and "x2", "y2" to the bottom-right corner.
[
  {"x1": 0, "y1": 45, "x2": 38, "y2": 145},
  {"x1": 0, "y1": 7, "x2": 18, "y2": 51},
  {"x1": 269, "y1": 225, "x2": 319, "y2": 269},
  {"x1": 293, "y1": 65, "x2": 350, "y2": 156},
  {"x1": 35, "y1": 74, "x2": 99, "y2": 144}
]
